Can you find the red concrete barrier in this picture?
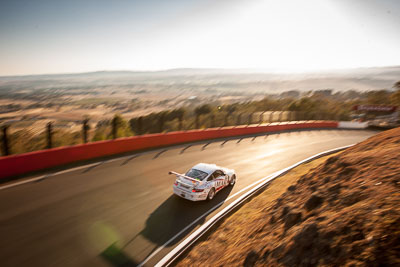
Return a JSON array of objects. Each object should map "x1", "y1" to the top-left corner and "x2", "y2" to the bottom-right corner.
[{"x1": 0, "y1": 121, "x2": 338, "y2": 179}]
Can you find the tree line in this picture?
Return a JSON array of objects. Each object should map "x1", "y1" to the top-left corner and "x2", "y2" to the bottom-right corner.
[{"x1": 3, "y1": 83, "x2": 400, "y2": 156}]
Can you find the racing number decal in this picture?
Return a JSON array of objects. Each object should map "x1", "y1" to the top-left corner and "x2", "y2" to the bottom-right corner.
[{"x1": 215, "y1": 179, "x2": 224, "y2": 190}]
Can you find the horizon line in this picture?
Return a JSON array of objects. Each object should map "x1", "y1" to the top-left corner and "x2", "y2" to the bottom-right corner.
[{"x1": 1, "y1": 65, "x2": 400, "y2": 78}]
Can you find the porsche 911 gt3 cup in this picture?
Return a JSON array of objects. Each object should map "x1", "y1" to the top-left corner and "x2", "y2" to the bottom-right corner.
[{"x1": 170, "y1": 163, "x2": 236, "y2": 201}]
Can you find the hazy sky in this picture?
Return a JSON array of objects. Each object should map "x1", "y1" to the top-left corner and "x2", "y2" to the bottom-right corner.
[{"x1": 1, "y1": 0, "x2": 399, "y2": 76}]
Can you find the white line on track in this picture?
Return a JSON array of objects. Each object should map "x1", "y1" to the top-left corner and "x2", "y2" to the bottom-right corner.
[
  {"x1": 0, "y1": 133, "x2": 268, "y2": 191},
  {"x1": 0, "y1": 137, "x2": 229, "y2": 191},
  {"x1": 0, "y1": 130, "x2": 293, "y2": 191},
  {"x1": 137, "y1": 169, "x2": 290, "y2": 267},
  {"x1": 0, "y1": 163, "x2": 95, "y2": 190},
  {"x1": 141, "y1": 144, "x2": 355, "y2": 267},
  {"x1": 0, "y1": 141, "x2": 356, "y2": 265},
  {"x1": 0, "y1": 153, "x2": 144, "y2": 191},
  {"x1": 0, "y1": 129, "x2": 350, "y2": 191}
]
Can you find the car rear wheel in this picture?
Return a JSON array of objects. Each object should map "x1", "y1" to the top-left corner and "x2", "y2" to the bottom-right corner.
[
  {"x1": 207, "y1": 188, "x2": 215, "y2": 201},
  {"x1": 229, "y1": 175, "x2": 236, "y2": 186}
]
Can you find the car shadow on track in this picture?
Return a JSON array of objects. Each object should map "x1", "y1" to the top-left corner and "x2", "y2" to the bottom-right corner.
[{"x1": 136, "y1": 186, "x2": 234, "y2": 249}]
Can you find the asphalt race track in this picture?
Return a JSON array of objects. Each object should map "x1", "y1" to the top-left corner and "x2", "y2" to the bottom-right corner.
[{"x1": 0, "y1": 129, "x2": 377, "y2": 266}]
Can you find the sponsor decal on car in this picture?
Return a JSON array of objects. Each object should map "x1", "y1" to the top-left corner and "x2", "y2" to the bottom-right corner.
[{"x1": 170, "y1": 163, "x2": 236, "y2": 201}]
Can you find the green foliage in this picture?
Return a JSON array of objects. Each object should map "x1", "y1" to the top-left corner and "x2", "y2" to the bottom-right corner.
[
  {"x1": 110, "y1": 114, "x2": 133, "y2": 138},
  {"x1": 288, "y1": 97, "x2": 317, "y2": 111},
  {"x1": 287, "y1": 96, "x2": 352, "y2": 120},
  {"x1": 8, "y1": 130, "x2": 46, "y2": 155},
  {"x1": 6, "y1": 86, "x2": 400, "y2": 156},
  {"x1": 8, "y1": 128, "x2": 82, "y2": 155},
  {"x1": 92, "y1": 129, "x2": 107, "y2": 141},
  {"x1": 366, "y1": 90, "x2": 391, "y2": 105},
  {"x1": 129, "y1": 112, "x2": 164, "y2": 134},
  {"x1": 390, "y1": 90, "x2": 400, "y2": 106},
  {"x1": 391, "y1": 81, "x2": 400, "y2": 105},
  {"x1": 195, "y1": 104, "x2": 211, "y2": 115},
  {"x1": 166, "y1": 108, "x2": 185, "y2": 120},
  {"x1": 53, "y1": 130, "x2": 81, "y2": 147},
  {"x1": 91, "y1": 114, "x2": 133, "y2": 141},
  {"x1": 394, "y1": 81, "x2": 400, "y2": 90}
]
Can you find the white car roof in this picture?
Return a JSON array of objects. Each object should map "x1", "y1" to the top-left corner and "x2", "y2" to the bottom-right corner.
[{"x1": 191, "y1": 163, "x2": 219, "y2": 175}]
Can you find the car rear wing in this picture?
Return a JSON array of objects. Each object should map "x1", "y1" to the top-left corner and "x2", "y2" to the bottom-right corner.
[{"x1": 168, "y1": 171, "x2": 203, "y2": 184}]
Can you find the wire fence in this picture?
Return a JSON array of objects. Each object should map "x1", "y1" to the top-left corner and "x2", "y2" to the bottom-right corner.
[{"x1": 1, "y1": 110, "x2": 342, "y2": 156}]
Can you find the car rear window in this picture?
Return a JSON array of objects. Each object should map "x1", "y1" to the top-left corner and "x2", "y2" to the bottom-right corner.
[{"x1": 185, "y1": 168, "x2": 208, "y2": 180}]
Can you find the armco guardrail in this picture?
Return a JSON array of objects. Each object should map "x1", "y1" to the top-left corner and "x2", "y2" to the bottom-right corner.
[
  {"x1": 0, "y1": 121, "x2": 338, "y2": 179},
  {"x1": 154, "y1": 144, "x2": 353, "y2": 267},
  {"x1": 338, "y1": 121, "x2": 368, "y2": 129}
]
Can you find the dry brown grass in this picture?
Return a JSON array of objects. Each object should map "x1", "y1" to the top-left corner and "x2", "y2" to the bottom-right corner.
[{"x1": 175, "y1": 128, "x2": 400, "y2": 267}]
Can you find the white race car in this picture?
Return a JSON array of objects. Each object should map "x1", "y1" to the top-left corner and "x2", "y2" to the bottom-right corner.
[{"x1": 170, "y1": 163, "x2": 236, "y2": 201}]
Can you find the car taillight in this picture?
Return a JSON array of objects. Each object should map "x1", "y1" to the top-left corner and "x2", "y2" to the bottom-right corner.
[{"x1": 192, "y1": 188, "x2": 204, "y2": 193}]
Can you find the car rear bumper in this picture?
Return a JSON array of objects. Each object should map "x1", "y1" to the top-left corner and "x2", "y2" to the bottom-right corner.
[{"x1": 173, "y1": 186, "x2": 207, "y2": 201}]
